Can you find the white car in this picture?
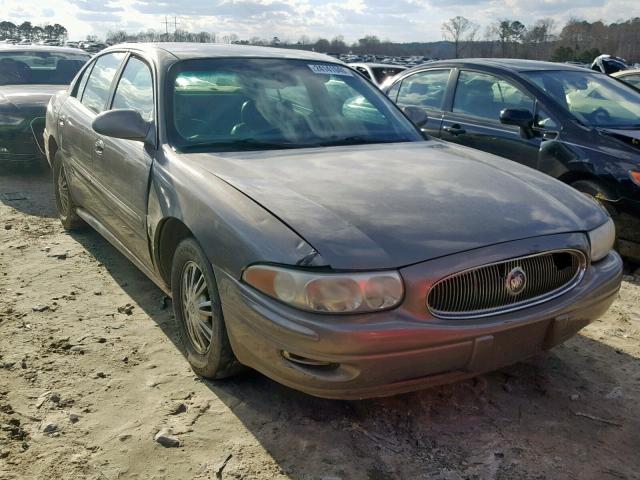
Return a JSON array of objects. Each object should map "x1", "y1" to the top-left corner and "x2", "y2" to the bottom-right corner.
[{"x1": 348, "y1": 62, "x2": 406, "y2": 88}]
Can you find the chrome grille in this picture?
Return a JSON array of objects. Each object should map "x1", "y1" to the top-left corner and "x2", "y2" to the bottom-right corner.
[{"x1": 427, "y1": 250, "x2": 586, "y2": 319}]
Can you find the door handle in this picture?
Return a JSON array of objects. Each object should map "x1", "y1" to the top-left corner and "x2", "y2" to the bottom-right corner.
[
  {"x1": 94, "y1": 139, "x2": 104, "y2": 155},
  {"x1": 444, "y1": 124, "x2": 466, "y2": 136}
]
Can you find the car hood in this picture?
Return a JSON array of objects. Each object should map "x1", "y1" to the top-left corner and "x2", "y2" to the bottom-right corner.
[
  {"x1": 598, "y1": 127, "x2": 640, "y2": 156},
  {"x1": 186, "y1": 141, "x2": 608, "y2": 270},
  {"x1": 0, "y1": 84, "x2": 64, "y2": 112}
]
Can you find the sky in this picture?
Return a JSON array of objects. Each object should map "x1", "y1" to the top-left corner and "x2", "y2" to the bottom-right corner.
[{"x1": 1, "y1": 0, "x2": 638, "y2": 43}]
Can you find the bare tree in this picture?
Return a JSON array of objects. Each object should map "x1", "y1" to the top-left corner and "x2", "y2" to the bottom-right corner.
[{"x1": 441, "y1": 16, "x2": 477, "y2": 58}]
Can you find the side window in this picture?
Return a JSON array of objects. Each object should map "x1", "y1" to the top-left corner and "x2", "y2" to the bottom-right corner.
[
  {"x1": 386, "y1": 81, "x2": 401, "y2": 102},
  {"x1": 81, "y1": 52, "x2": 126, "y2": 114},
  {"x1": 534, "y1": 105, "x2": 558, "y2": 129},
  {"x1": 72, "y1": 63, "x2": 92, "y2": 98},
  {"x1": 453, "y1": 71, "x2": 534, "y2": 121},
  {"x1": 112, "y1": 57, "x2": 154, "y2": 122},
  {"x1": 396, "y1": 69, "x2": 451, "y2": 110}
]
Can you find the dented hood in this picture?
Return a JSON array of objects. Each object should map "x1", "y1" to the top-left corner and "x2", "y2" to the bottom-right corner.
[{"x1": 186, "y1": 141, "x2": 608, "y2": 269}]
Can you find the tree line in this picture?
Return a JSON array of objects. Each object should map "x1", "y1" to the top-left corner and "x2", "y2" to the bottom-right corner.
[
  {"x1": 440, "y1": 16, "x2": 640, "y2": 64},
  {"x1": 106, "y1": 17, "x2": 640, "y2": 64},
  {"x1": 0, "y1": 20, "x2": 68, "y2": 42}
]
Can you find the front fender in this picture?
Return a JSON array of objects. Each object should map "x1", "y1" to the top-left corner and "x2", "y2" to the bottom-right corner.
[{"x1": 148, "y1": 149, "x2": 327, "y2": 281}]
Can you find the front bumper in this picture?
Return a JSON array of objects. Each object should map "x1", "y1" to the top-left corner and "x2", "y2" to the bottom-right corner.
[
  {"x1": 0, "y1": 117, "x2": 46, "y2": 165},
  {"x1": 217, "y1": 234, "x2": 623, "y2": 400}
]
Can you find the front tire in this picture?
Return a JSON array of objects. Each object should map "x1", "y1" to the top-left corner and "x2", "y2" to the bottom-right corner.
[
  {"x1": 170, "y1": 238, "x2": 241, "y2": 379},
  {"x1": 52, "y1": 152, "x2": 85, "y2": 230},
  {"x1": 571, "y1": 179, "x2": 618, "y2": 217}
]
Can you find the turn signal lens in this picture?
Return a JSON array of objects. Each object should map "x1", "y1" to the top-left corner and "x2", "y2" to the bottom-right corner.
[
  {"x1": 243, "y1": 265, "x2": 404, "y2": 313},
  {"x1": 588, "y1": 218, "x2": 616, "y2": 262},
  {"x1": 630, "y1": 170, "x2": 640, "y2": 187}
]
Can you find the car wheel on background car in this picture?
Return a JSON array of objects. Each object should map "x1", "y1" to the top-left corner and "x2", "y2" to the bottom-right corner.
[
  {"x1": 571, "y1": 179, "x2": 619, "y2": 218},
  {"x1": 171, "y1": 237, "x2": 242, "y2": 379},
  {"x1": 52, "y1": 151, "x2": 85, "y2": 231}
]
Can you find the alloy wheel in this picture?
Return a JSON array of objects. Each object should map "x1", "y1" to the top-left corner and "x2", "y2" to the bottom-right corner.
[
  {"x1": 57, "y1": 164, "x2": 70, "y2": 216},
  {"x1": 180, "y1": 261, "x2": 214, "y2": 354}
]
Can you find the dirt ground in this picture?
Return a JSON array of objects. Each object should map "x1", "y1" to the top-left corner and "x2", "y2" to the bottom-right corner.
[{"x1": 0, "y1": 167, "x2": 639, "y2": 480}]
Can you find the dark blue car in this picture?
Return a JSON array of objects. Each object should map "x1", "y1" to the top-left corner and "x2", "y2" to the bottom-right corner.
[{"x1": 383, "y1": 59, "x2": 640, "y2": 262}]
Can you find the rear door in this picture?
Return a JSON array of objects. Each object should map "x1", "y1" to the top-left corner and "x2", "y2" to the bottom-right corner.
[
  {"x1": 391, "y1": 68, "x2": 452, "y2": 138},
  {"x1": 441, "y1": 70, "x2": 541, "y2": 169},
  {"x1": 92, "y1": 54, "x2": 156, "y2": 266}
]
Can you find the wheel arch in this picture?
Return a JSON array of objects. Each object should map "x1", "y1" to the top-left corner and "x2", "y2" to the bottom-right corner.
[
  {"x1": 154, "y1": 216, "x2": 194, "y2": 287},
  {"x1": 558, "y1": 170, "x2": 621, "y2": 202},
  {"x1": 47, "y1": 136, "x2": 59, "y2": 164}
]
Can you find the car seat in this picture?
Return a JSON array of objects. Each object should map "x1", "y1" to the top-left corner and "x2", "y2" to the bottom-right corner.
[
  {"x1": 0, "y1": 58, "x2": 31, "y2": 84},
  {"x1": 55, "y1": 59, "x2": 84, "y2": 83},
  {"x1": 455, "y1": 80, "x2": 500, "y2": 119}
]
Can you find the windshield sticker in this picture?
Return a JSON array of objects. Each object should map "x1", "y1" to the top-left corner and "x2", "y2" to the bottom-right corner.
[{"x1": 308, "y1": 64, "x2": 353, "y2": 76}]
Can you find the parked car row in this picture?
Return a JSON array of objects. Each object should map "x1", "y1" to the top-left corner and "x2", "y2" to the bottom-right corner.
[
  {"x1": 333, "y1": 53, "x2": 435, "y2": 68},
  {"x1": 38, "y1": 43, "x2": 624, "y2": 399}
]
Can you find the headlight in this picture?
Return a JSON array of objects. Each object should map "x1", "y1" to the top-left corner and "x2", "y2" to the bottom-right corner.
[
  {"x1": 630, "y1": 170, "x2": 640, "y2": 187},
  {"x1": 242, "y1": 265, "x2": 404, "y2": 313},
  {"x1": 588, "y1": 218, "x2": 615, "y2": 262}
]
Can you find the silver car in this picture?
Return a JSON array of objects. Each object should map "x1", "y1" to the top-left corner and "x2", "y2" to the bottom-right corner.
[{"x1": 44, "y1": 43, "x2": 622, "y2": 399}]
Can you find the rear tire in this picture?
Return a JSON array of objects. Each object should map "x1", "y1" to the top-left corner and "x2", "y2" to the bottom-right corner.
[
  {"x1": 52, "y1": 151, "x2": 85, "y2": 231},
  {"x1": 170, "y1": 237, "x2": 242, "y2": 379}
]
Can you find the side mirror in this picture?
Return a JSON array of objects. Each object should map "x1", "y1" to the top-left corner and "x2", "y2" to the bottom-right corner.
[
  {"x1": 500, "y1": 108, "x2": 534, "y2": 139},
  {"x1": 402, "y1": 106, "x2": 429, "y2": 129},
  {"x1": 92, "y1": 109, "x2": 151, "y2": 142}
]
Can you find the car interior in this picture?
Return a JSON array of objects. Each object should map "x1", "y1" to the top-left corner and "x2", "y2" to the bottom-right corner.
[
  {"x1": 453, "y1": 74, "x2": 534, "y2": 120},
  {"x1": 0, "y1": 55, "x2": 86, "y2": 85},
  {"x1": 172, "y1": 69, "x2": 393, "y2": 145}
]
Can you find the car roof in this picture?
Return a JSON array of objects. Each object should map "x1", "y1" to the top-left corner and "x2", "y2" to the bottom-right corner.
[
  {"x1": 349, "y1": 62, "x2": 407, "y2": 69},
  {"x1": 0, "y1": 45, "x2": 89, "y2": 56},
  {"x1": 412, "y1": 58, "x2": 594, "y2": 73},
  {"x1": 612, "y1": 68, "x2": 640, "y2": 77},
  {"x1": 108, "y1": 42, "x2": 340, "y2": 63}
]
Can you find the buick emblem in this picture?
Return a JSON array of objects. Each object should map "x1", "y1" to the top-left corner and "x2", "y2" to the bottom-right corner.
[{"x1": 505, "y1": 267, "x2": 527, "y2": 295}]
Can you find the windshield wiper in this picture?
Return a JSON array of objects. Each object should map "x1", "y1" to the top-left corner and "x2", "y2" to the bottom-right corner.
[
  {"x1": 181, "y1": 138, "x2": 303, "y2": 152},
  {"x1": 597, "y1": 124, "x2": 640, "y2": 130},
  {"x1": 318, "y1": 136, "x2": 414, "y2": 147}
]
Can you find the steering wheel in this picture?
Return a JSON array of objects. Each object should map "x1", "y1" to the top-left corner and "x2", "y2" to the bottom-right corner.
[{"x1": 182, "y1": 118, "x2": 211, "y2": 140}]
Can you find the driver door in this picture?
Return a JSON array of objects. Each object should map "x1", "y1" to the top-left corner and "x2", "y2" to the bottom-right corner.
[
  {"x1": 92, "y1": 55, "x2": 156, "y2": 266},
  {"x1": 441, "y1": 70, "x2": 541, "y2": 169}
]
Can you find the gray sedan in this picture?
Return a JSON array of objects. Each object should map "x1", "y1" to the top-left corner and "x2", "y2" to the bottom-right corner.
[{"x1": 44, "y1": 43, "x2": 622, "y2": 399}]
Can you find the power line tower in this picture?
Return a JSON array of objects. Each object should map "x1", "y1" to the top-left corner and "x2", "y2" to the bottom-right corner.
[
  {"x1": 161, "y1": 16, "x2": 170, "y2": 41},
  {"x1": 173, "y1": 17, "x2": 180, "y2": 41}
]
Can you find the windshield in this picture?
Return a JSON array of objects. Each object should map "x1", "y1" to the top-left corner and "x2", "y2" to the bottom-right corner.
[
  {"x1": 167, "y1": 58, "x2": 422, "y2": 152},
  {"x1": 0, "y1": 50, "x2": 89, "y2": 86},
  {"x1": 523, "y1": 70, "x2": 640, "y2": 129}
]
